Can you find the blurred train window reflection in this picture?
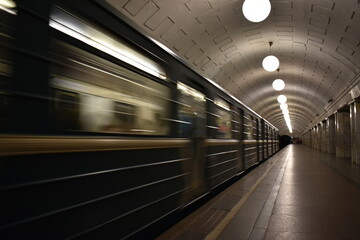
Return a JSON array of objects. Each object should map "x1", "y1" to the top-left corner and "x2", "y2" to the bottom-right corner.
[
  {"x1": 50, "y1": 6, "x2": 166, "y2": 80},
  {"x1": 113, "y1": 102, "x2": 135, "y2": 132},
  {"x1": 54, "y1": 90, "x2": 80, "y2": 130},
  {"x1": 215, "y1": 98, "x2": 231, "y2": 138},
  {"x1": 253, "y1": 118, "x2": 258, "y2": 140},
  {"x1": 50, "y1": 41, "x2": 170, "y2": 135},
  {"x1": 244, "y1": 114, "x2": 254, "y2": 140},
  {"x1": 231, "y1": 106, "x2": 240, "y2": 139},
  {"x1": 177, "y1": 82, "x2": 206, "y2": 138}
]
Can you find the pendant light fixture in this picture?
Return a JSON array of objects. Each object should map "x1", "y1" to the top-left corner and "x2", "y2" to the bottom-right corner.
[
  {"x1": 242, "y1": 0, "x2": 271, "y2": 23},
  {"x1": 280, "y1": 103, "x2": 288, "y2": 110},
  {"x1": 277, "y1": 94, "x2": 287, "y2": 104},
  {"x1": 272, "y1": 79, "x2": 285, "y2": 91},
  {"x1": 272, "y1": 69, "x2": 285, "y2": 91},
  {"x1": 263, "y1": 42, "x2": 279, "y2": 72}
]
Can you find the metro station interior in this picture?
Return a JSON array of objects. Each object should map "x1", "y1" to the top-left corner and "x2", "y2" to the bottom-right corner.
[
  {"x1": 116, "y1": 0, "x2": 360, "y2": 157},
  {"x1": 1, "y1": 0, "x2": 360, "y2": 239}
]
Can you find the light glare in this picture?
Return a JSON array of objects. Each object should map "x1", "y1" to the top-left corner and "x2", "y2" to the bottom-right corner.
[
  {"x1": 242, "y1": 0, "x2": 271, "y2": 23},
  {"x1": 49, "y1": 10, "x2": 166, "y2": 80},
  {"x1": 280, "y1": 103, "x2": 288, "y2": 110},
  {"x1": 0, "y1": 0, "x2": 15, "y2": 8},
  {"x1": 282, "y1": 109, "x2": 289, "y2": 115},
  {"x1": 272, "y1": 79, "x2": 285, "y2": 91},
  {"x1": 282, "y1": 108, "x2": 292, "y2": 133},
  {"x1": 263, "y1": 55, "x2": 280, "y2": 72},
  {"x1": 277, "y1": 95, "x2": 287, "y2": 103}
]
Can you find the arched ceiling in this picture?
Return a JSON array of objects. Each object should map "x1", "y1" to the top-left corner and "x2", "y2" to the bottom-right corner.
[{"x1": 100, "y1": 0, "x2": 360, "y2": 136}]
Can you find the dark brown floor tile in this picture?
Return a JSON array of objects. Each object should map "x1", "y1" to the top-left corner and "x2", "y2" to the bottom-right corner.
[{"x1": 218, "y1": 215, "x2": 257, "y2": 240}]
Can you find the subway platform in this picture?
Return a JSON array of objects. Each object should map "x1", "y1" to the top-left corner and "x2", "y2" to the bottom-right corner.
[{"x1": 156, "y1": 144, "x2": 360, "y2": 240}]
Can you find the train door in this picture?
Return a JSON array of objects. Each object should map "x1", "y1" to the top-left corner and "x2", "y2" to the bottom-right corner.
[
  {"x1": 177, "y1": 82, "x2": 207, "y2": 197},
  {"x1": 243, "y1": 112, "x2": 258, "y2": 169},
  {"x1": 272, "y1": 129, "x2": 275, "y2": 154},
  {"x1": 264, "y1": 124, "x2": 269, "y2": 158},
  {"x1": 234, "y1": 107, "x2": 244, "y2": 173},
  {"x1": 258, "y1": 119, "x2": 264, "y2": 161},
  {"x1": 269, "y1": 128, "x2": 272, "y2": 155},
  {"x1": 269, "y1": 127, "x2": 274, "y2": 155},
  {"x1": 268, "y1": 125, "x2": 272, "y2": 156},
  {"x1": 255, "y1": 118, "x2": 260, "y2": 163}
]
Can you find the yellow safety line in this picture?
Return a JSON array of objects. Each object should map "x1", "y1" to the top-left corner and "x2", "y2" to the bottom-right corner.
[{"x1": 205, "y1": 151, "x2": 286, "y2": 240}]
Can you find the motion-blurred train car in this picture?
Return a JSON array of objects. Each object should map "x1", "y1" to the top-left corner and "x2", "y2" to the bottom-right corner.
[{"x1": 0, "y1": 1, "x2": 279, "y2": 239}]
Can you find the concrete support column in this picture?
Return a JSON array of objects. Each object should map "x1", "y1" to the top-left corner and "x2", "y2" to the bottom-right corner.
[
  {"x1": 335, "y1": 109, "x2": 351, "y2": 158},
  {"x1": 311, "y1": 128, "x2": 315, "y2": 149},
  {"x1": 316, "y1": 125, "x2": 321, "y2": 150},
  {"x1": 321, "y1": 120, "x2": 327, "y2": 152},
  {"x1": 326, "y1": 115, "x2": 335, "y2": 154},
  {"x1": 350, "y1": 99, "x2": 360, "y2": 165},
  {"x1": 304, "y1": 131, "x2": 311, "y2": 147},
  {"x1": 314, "y1": 125, "x2": 318, "y2": 150},
  {"x1": 313, "y1": 127, "x2": 317, "y2": 150}
]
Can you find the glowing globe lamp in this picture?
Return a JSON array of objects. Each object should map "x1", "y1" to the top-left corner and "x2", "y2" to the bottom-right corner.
[
  {"x1": 242, "y1": 0, "x2": 271, "y2": 23},
  {"x1": 282, "y1": 109, "x2": 289, "y2": 115},
  {"x1": 263, "y1": 55, "x2": 279, "y2": 72},
  {"x1": 277, "y1": 94, "x2": 287, "y2": 104},
  {"x1": 272, "y1": 79, "x2": 285, "y2": 91},
  {"x1": 280, "y1": 103, "x2": 288, "y2": 110}
]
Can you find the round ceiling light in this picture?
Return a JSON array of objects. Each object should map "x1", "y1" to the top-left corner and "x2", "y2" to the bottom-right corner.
[
  {"x1": 280, "y1": 103, "x2": 288, "y2": 110},
  {"x1": 242, "y1": 0, "x2": 271, "y2": 23},
  {"x1": 282, "y1": 109, "x2": 289, "y2": 115},
  {"x1": 277, "y1": 94, "x2": 287, "y2": 104},
  {"x1": 262, "y1": 55, "x2": 279, "y2": 72},
  {"x1": 272, "y1": 79, "x2": 285, "y2": 91}
]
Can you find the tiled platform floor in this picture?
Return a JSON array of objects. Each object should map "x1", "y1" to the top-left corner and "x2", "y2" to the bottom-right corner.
[{"x1": 156, "y1": 144, "x2": 360, "y2": 240}]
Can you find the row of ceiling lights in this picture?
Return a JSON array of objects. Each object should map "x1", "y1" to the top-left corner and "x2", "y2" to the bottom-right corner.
[{"x1": 242, "y1": 0, "x2": 292, "y2": 133}]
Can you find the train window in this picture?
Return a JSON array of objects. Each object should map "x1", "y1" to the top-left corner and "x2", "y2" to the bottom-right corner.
[
  {"x1": 265, "y1": 125, "x2": 269, "y2": 140},
  {"x1": 112, "y1": 102, "x2": 135, "y2": 132},
  {"x1": 177, "y1": 82, "x2": 206, "y2": 138},
  {"x1": 253, "y1": 118, "x2": 258, "y2": 140},
  {"x1": 215, "y1": 97, "x2": 231, "y2": 138},
  {"x1": 231, "y1": 106, "x2": 240, "y2": 139},
  {"x1": 54, "y1": 90, "x2": 80, "y2": 130},
  {"x1": 244, "y1": 113, "x2": 254, "y2": 140},
  {"x1": 50, "y1": 41, "x2": 170, "y2": 135},
  {"x1": 258, "y1": 120, "x2": 263, "y2": 140}
]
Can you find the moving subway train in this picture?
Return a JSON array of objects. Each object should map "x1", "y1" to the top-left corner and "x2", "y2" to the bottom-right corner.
[{"x1": 0, "y1": 1, "x2": 279, "y2": 239}]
